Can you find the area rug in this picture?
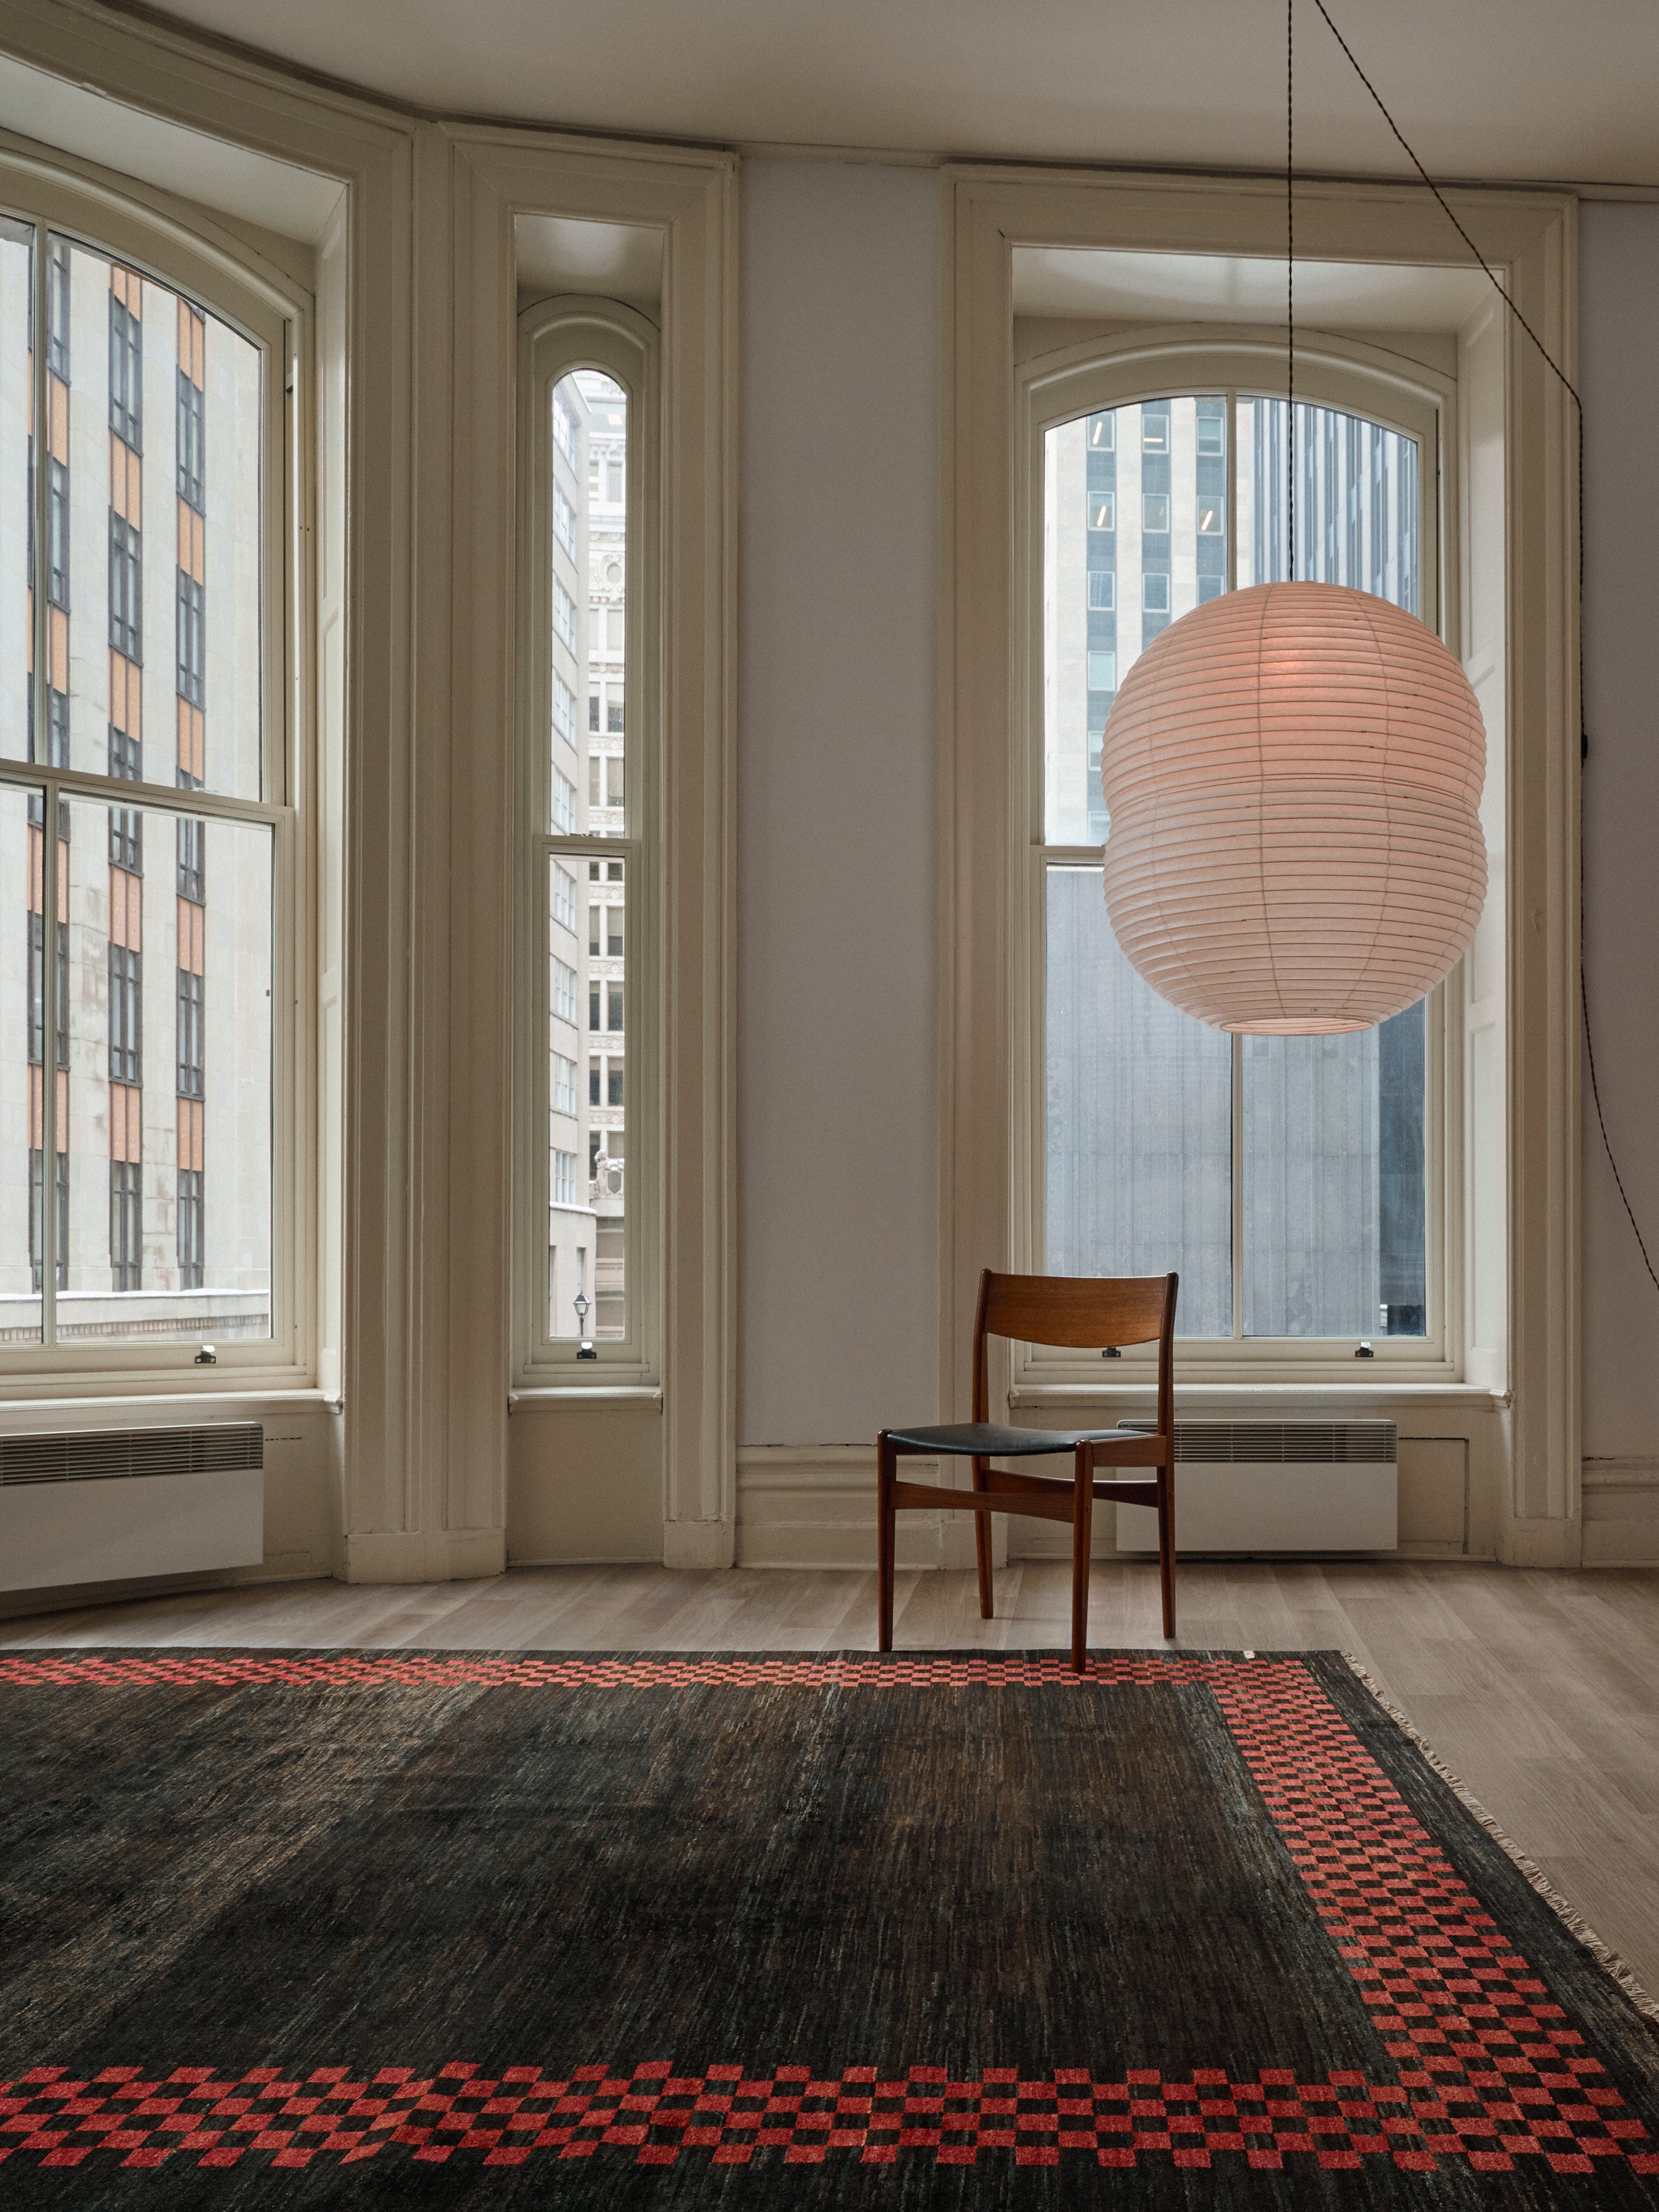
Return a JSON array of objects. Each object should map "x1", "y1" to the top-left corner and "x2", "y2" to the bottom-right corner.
[{"x1": 3, "y1": 1648, "x2": 1659, "y2": 2207}]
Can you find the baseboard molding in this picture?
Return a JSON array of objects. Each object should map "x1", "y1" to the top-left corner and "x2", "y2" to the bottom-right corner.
[
  {"x1": 0, "y1": 1553, "x2": 331, "y2": 1621},
  {"x1": 1581, "y1": 1459, "x2": 1659, "y2": 1567},
  {"x1": 341, "y1": 1528, "x2": 506, "y2": 1584},
  {"x1": 737, "y1": 1448, "x2": 983, "y2": 1571}
]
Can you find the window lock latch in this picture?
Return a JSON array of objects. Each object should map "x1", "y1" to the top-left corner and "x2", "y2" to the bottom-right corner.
[
  {"x1": 1354, "y1": 1339, "x2": 1374, "y2": 1359},
  {"x1": 194, "y1": 1343, "x2": 218, "y2": 1366},
  {"x1": 1101, "y1": 1345, "x2": 1121, "y2": 1359}
]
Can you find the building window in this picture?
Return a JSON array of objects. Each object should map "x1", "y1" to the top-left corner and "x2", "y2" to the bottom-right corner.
[
  {"x1": 1040, "y1": 388, "x2": 1430, "y2": 1346},
  {"x1": 46, "y1": 457, "x2": 71, "y2": 612},
  {"x1": 108, "y1": 727, "x2": 142, "y2": 871},
  {"x1": 606, "y1": 757, "x2": 625, "y2": 810},
  {"x1": 553, "y1": 958, "x2": 578, "y2": 1025},
  {"x1": 109, "y1": 290, "x2": 143, "y2": 451},
  {"x1": 177, "y1": 1167, "x2": 204, "y2": 1290},
  {"x1": 554, "y1": 674, "x2": 576, "y2": 742},
  {"x1": 177, "y1": 572, "x2": 206, "y2": 708},
  {"x1": 27, "y1": 914, "x2": 68, "y2": 1068},
  {"x1": 108, "y1": 514, "x2": 142, "y2": 660},
  {"x1": 177, "y1": 369, "x2": 205, "y2": 510},
  {"x1": 552, "y1": 767, "x2": 576, "y2": 833},
  {"x1": 589, "y1": 979, "x2": 600, "y2": 1031},
  {"x1": 109, "y1": 1160, "x2": 143, "y2": 1292},
  {"x1": 588, "y1": 693, "x2": 599, "y2": 732},
  {"x1": 1087, "y1": 492, "x2": 1114, "y2": 532},
  {"x1": 553, "y1": 484, "x2": 574, "y2": 556},
  {"x1": 1087, "y1": 569, "x2": 1115, "y2": 610},
  {"x1": 552, "y1": 861, "x2": 577, "y2": 933},
  {"x1": 177, "y1": 808, "x2": 206, "y2": 905},
  {"x1": 177, "y1": 968, "x2": 205, "y2": 1099},
  {"x1": 608, "y1": 1062, "x2": 624, "y2": 1107},
  {"x1": 590, "y1": 1056, "x2": 602, "y2": 1106},
  {"x1": 29, "y1": 1149, "x2": 68, "y2": 1293},
  {"x1": 553, "y1": 1150, "x2": 577, "y2": 1206},
  {"x1": 108, "y1": 943, "x2": 142, "y2": 1084},
  {"x1": 46, "y1": 234, "x2": 69, "y2": 380},
  {"x1": 1088, "y1": 413, "x2": 1114, "y2": 450},
  {"x1": 553, "y1": 396, "x2": 576, "y2": 463},
  {"x1": 606, "y1": 695, "x2": 624, "y2": 735},
  {"x1": 607, "y1": 981, "x2": 623, "y2": 1032},
  {"x1": 555, "y1": 578, "x2": 576, "y2": 650},
  {"x1": 553, "y1": 1054, "x2": 577, "y2": 1115}
]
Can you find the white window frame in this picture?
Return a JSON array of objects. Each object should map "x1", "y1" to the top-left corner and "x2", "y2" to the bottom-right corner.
[
  {"x1": 516, "y1": 298, "x2": 660, "y2": 1385},
  {"x1": 1021, "y1": 338, "x2": 1459, "y2": 1385},
  {"x1": 0, "y1": 157, "x2": 307, "y2": 1390}
]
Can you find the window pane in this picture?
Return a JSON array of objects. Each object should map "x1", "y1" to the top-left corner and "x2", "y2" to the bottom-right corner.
[
  {"x1": 548, "y1": 852, "x2": 626, "y2": 1342},
  {"x1": 56, "y1": 797, "x2": 270, "y2": 1341},
  {"x1": 1242, "y1": 1000, "x2": 1426, "y2": 1337},
  {"x1": 1, "y1": 784, "x2": 45, "y2": 1341},
  {"x1": 1043, "y1": 398, "x2": 1226, "y2": 845},
  {"x1": 1045, "y1": 865, "x2": 1231, "y2": 1336},
  {"x1": 0, "y1": 220, "x2": 32, "y2": 767},
  {"x1": 1236, "y1": 396, "x2": 1418, "y2": 610},
  {"x1": 49, "y1": 238, "x2": 262, "y2": 804},
  {"x1": 549, "y1": 369, "x2": 627, "y2": 838}
]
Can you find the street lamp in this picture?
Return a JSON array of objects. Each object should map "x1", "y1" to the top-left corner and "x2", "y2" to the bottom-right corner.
[{"x1": 573, "y1": 1290, "x2": 596, "y2": 1361}]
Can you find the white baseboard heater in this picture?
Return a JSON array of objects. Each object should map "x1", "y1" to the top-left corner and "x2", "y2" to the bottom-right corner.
[
  {"x1": 0, "y1": 1425, "x2": 264, "y2": 1592},
  {"x1": 1115, "y1": 1420, "x2": 1397, "y2": 1555}
]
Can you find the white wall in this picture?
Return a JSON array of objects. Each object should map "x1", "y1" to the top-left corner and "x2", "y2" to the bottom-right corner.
[
  {"x1": 738, "y1": 164, "x2": 939, "y2": 1446},
  {"x1": 1579, "y1": 205, "x2": 1659, "y2": 1462}
]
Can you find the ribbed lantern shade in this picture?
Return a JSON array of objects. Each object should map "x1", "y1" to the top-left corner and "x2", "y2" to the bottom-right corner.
[{"x1": 1100, "y1": 581, "x2": 1487, "y2": 1034}]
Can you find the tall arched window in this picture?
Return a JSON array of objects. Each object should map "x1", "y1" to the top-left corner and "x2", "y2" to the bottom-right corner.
[
  {"x1": 1026, "y1": 347, "x2": 1454, "y2": 1368},
  {"x1": 0, "y1": 175, "x2": 300, "y2": 1379},
  {"x1": 516, "y1": 298, "x2": 659, "y2": 1384}
]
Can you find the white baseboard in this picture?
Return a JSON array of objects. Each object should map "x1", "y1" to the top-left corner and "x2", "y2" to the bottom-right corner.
[
  {"x1": 1581, "y1": 1460, "x2": 1659, "y2": 1567},
  {"x1": 663, "y1": 1519, "x2": 736, "y2": 1570},
  {"x1": 737, "y1": 1448, "x2": 989, "y2": 1571},
  {"x1": 341, "y1": 1528, "x2": 506, "y2": 1583}
]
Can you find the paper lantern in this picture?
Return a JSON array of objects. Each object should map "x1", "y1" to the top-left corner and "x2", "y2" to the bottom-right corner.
[{"x1": 1100, "y1": 580, "x2": 1487, "y2": 1034}]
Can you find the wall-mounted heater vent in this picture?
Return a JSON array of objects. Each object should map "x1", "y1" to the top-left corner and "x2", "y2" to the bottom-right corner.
[
  {"x1": 1115, "y1": 1420, "x2": 1397, "y2": 1555},
  {"x1": 0, "y1": 1424, "x2": 264, "y2": 1593}
]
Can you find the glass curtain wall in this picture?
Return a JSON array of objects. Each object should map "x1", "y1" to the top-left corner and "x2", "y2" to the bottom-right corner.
[{"x1": 1043, "y1": 393, "x2": 1428, "y2": 1340}]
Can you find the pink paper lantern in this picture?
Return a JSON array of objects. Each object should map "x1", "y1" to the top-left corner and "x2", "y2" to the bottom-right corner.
[{"x1": 1100, "y1": 581, "x2": 1487, "y2": 1034}]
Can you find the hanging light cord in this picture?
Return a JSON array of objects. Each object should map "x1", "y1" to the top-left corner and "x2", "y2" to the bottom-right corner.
[
  {"x1": 1306, "y1": 0, "x2": 1659, "y2": 1301},
  {"x1": 1287, "y1": 0, "x2": 1295, "y2": 580}
]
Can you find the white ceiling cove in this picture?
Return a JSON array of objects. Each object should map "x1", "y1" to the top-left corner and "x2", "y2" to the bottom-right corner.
[{"x1": 144, "y1": 0, "x2": 1659, "y2": 188}]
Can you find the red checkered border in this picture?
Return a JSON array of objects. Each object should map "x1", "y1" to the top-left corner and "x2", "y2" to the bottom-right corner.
[{"x1": 2, "y1": 1650, "x2": 1653, "y2": 2177}]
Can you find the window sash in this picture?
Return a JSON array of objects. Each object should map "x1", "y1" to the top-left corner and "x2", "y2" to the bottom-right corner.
[{"x1": 1029, "y1": 376, "x2": 1448, "y2": 1369}]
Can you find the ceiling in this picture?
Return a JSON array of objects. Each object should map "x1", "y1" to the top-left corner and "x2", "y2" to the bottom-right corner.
[{"x1": 147, "y1": 0, "x2": 1659, "y2": 189}]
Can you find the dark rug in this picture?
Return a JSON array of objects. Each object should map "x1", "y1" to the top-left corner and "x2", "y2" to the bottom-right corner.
[{"x1": 2, "y1": 1647, "x2": 1658, "y2": 2207}]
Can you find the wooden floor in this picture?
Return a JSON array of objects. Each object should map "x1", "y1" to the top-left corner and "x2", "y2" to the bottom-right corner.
[{"x1": 9, "y1": 1557, "x2": 1659, "y2": 1997}]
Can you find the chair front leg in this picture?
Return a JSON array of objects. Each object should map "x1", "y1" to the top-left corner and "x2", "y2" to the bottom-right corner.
[
  {"x1": 1156, "y1": 1461, "x2": 1176, "y2": 1640},
  {"x1": 1070, "y1": 1441, "x2": 1093, "y2": 1675},
  {"x1": 877, "y1": 1432, "x2": 896, "y2": 1653},
  {"x1": 971, "y1": 1455, "x2": 994, "y2": 1620}
]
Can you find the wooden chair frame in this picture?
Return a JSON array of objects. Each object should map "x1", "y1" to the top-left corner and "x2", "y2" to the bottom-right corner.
[{"x1": 876, "y1": 1270, "x2": 1177, "y2": 1672}]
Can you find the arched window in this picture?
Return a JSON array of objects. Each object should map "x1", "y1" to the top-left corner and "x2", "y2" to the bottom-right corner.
[
  {"x1": 1027, "y1": 347, "x2": 1453, "y2": 1361},
  {"x1": 516, "y1": 298, "x2": 659, "y2": 1383},
  {"x1": 0, "y1": 175, "x2": 299, "y2": 1377}
]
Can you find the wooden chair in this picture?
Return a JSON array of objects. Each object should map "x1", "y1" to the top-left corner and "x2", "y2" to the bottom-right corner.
[{"x1": 877, "y1": 1270, "x2": 1178, "y2": 1673}]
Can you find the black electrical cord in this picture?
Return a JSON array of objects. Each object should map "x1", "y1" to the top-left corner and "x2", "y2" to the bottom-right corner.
[{"x1": 1306, "y1": 0, "x2": 1659, "y2": 1300}]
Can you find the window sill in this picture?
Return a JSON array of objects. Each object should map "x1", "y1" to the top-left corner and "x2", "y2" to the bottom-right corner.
[
  {"x1": 0, "y1": 1386, "x2": 339, "y2": 1429},
  {"x1": 1010, "y1": 1381, "x2": 1509, "y2": 1411},
  {"x1": 509, "y1": 1386, "x2": 663, "y2": 1412}
]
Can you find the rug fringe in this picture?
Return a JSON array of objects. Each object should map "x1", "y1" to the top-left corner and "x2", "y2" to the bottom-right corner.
[{"x1": 1340, "y1": 1652, "x2": 1659, "y2": 2028}]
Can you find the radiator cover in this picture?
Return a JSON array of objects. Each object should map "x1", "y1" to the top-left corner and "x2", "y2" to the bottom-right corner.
[
  {"x1": 0, "y1": 1424, "x2": 264, "y2": 1592},
  {"x1": 1114, "y1": 1420, "x2": 1397, "y2": 1555}
]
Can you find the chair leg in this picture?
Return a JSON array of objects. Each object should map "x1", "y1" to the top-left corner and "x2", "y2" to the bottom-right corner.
[
  {"x1": 1157, "y1": 1466, "x2": 1176, "y2": 1640},
  {"x1": 876, "y1": 1433, "x2": 896, "y2": 1653},
  {"x1": 971, "y1": 1456, "x2": 994, "y2": 1619},
  {"x1": 1070, "y1": 1443, "x2": 1093, "y2": 1675}
]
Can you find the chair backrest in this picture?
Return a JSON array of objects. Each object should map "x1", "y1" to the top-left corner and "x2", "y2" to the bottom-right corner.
[{"x1": 972, "y1": 1270, "x2": 1177, "y2": 1435}]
